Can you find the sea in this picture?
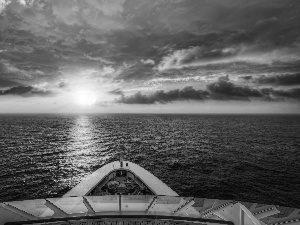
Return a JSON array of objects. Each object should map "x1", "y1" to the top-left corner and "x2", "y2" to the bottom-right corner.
[{"x1": 0, "y1": 114, "x2": 299, "y2": 208}]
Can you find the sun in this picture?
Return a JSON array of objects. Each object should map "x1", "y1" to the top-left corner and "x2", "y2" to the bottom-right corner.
[{"x1": 75, "y1": 90, "x2": 97, "y2": 106}]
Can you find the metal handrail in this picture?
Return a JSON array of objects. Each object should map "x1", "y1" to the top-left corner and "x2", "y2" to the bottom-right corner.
[{"x1": 5, "y1": 214, "x2": 235, "y2": 225}]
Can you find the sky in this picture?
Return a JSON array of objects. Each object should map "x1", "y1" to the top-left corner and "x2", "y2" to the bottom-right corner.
[{"x1": 0, "y1": 0, "x2": 300, "y2": 113}]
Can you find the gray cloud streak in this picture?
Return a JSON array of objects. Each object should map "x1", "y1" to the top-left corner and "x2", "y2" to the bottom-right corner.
[
  {"x1": 116, "y1": 77, "x2": 300, "y2": 104},
  {"x1": 0, "y1": 86, "x2": 54, "y2": 97},
  {"x1": 116, "y1": 86, "x2": 209, "y2": 104},
  {"x1": 254, "y1": 73, "x2": 300, "y2": 86}
]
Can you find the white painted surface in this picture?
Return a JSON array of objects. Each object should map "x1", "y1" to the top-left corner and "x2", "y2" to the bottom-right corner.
[
  {"x1": 0, "y1": 203, "x2": 30, "y2": 224},
  {"x1": 64, "y1": 161, "x2": 178, "y2": 197}
]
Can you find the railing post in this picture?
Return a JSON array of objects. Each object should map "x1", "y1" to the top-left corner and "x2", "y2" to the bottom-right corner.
[
  {"x1": 146, "y1": 196, "x2": 157, "y2": 213},
  {"x1": 240, "y1": 208, "x2": 245, "y2": 225},
  {"x1": 119, "y1": 194, "x2": 122, "y2": 213},
  {"x1": 82, "y1": 196, "x2": 95, "y2": 215},
  {"x1": 3, "y1": 203, "x2": 37, "y2": 220},
  {"x1": 45, "y1": 199, "x2": 68, "y2": 217},
  {"x1": 173, "y1": 198, "x2": 195, "y2": 216}
]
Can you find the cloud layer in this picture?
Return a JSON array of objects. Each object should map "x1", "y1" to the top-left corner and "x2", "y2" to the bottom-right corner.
[
  {"x1": 0, "y1": 0, "x2": 299, "y2": 111},
  {"x1": 0, "y1": 85, "x2": 54, "y2": 97},
  {"x1": 116, "y1": 86, "x2": 209, "y2": 104},
  {"x1": 116, "y1": 77, "x2": 300, "y2": 104},
  {"x1": 254, "y1": 73, "x2": 300, "y2": 86}
]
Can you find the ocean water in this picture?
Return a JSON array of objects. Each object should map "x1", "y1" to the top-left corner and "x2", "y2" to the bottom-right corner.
[{"x1": 0, "y1": 114, "x2": 299, "y2": 207}]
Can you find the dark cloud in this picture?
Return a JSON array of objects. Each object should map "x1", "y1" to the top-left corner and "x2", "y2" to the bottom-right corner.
[
  {"x1": 117, "y1": 86, "x2": 209, "y2": 104},
  {"x1": 241, "y1": 75, "x2": 253, "y2": 81},
  {"x1": 270, "y1": 88, "x2": 300, "y2": 100},
  {"x1": 0, "y1": 78, "x2": 20, "y2": 88},
  {"x1": 207, "y1": 77, "x2": 300, "y2": 101},
  {"x1": 258, "y1": 87, "x2": 300, "y2": 101},
  {"x1": 207, "y1": 77, "x2": 263, "y2": 100},
  {"x1": 58, "y1": 81, "x2": 67, "y2": 88},
  {"x1": 0, "y1": 86, "x2": 54, "y2": 97},
  {"x1": 116, "y1": 76, "x2": 300, "y2": 104},
  {"x1": 109, "y1": 88, "x2": 124, "y2": 95},
  {"x1": 117, "y1": 92, "x2": 155, "y2": 104},
  {"x1": 255, "y1": 73, "x2": 300, "y2": 86}
]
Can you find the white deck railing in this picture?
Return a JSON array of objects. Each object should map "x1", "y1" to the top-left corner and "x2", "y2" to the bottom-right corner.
[{"x1": 0, "y1": 195, "x2": 283, "y2": 225}]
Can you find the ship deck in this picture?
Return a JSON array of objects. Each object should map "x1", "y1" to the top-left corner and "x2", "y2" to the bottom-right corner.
[
  {"x1": 64, "y1": 161, "x2": 178, "y2": 197},
  {"x1": 1, "y1": 160, "x2": 299, "y2": 225}
]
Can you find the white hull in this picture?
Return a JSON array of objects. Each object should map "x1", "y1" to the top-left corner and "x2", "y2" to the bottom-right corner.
[
  {"x1": 0, "y1": 161, "x2": 299, "y2": 225},
  {"x1": 64, "y1": 161, "x2": 177, "y2": 197}
]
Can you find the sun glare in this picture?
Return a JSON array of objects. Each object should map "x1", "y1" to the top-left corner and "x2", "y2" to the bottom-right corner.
[{"x1": 75, "y1": 90, "x2": 97, "y2": 106}]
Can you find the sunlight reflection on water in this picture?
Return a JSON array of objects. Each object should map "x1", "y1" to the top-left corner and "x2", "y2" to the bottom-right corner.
[
  {"x1": 69, "y1": 115, "x2": 96, "y2": 153},
  {"x1": 0, "y1": 114, "x2": 299, "y2": 207},
  {"x1": 59, "y1": 115, "x2": 112, "y2": 187}
]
